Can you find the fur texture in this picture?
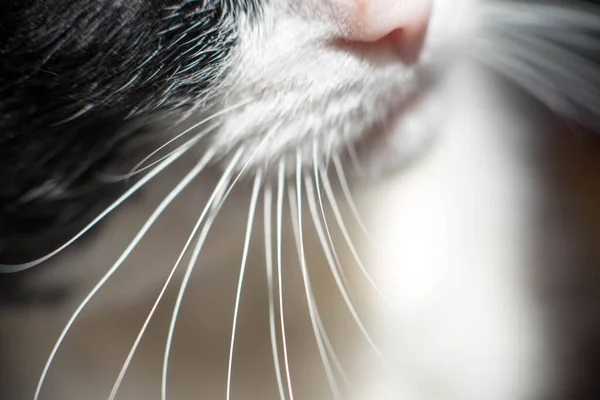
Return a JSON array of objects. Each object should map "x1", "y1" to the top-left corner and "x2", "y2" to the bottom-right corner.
[{"x1": 0, "y1": 0, "x2": 244, "y2": 262}]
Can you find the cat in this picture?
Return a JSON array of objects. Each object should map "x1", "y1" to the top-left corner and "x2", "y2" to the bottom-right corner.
[{"x1": 1, "y1": 0, "x2": 599, "y2": 399}]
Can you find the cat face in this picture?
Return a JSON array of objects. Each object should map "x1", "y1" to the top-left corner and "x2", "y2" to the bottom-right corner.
[{"x1": 0, "y1": 0, "x2": 473, "y2": 263}]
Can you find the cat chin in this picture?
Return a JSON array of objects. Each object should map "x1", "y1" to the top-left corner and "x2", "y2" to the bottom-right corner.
[
  {"x1": 348, "y1": 81, "x2": 447, "y2": 182},
  {"x1": 196, "y1": 70, "x2": 446, "y2": 184}
]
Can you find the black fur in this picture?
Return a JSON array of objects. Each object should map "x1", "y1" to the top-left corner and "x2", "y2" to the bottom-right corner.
[{"x1": 0, "y1": 0, "x2": 259, "y2": 263}]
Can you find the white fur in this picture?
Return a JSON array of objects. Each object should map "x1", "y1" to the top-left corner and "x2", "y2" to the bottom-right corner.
[{"x1": 211, "y1": 0, "x2": 473, "y2": 169}]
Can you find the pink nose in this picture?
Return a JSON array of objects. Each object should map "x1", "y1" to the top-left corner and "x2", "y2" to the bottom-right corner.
[{"x1": 331, "y1": 0, "x2": 433, "y2": 62}]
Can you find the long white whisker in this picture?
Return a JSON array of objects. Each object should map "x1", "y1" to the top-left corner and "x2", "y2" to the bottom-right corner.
[
  {"x1": 226, "y1": 171, "x2": 263, "y2": 400},
  {"x1": 163, "y1": 124, "x2": 277, "y2": 400},
  {"x1": 331, "y1": 154, "x2": 376, "y2": 245},
  {"x1": 312, "y1": 154, "x2": 352, "y2": 302},
  {"x1": 286, "y1": 161, "x2": 350, "y2": 383},
  {"x1": 162, "y1": 148, "x2": 244, "y2": 400},
  {"x1": 1, "y1": 146, "x2": 191, "y2": 274},
  {"x1": 305, "y1": 172, "x2": 383, "y2": 362},
  {"x1": 109, "y1": 153, "x2": 233, "y2": 399},
  {"x1": 276, "y1": 161, "x2": 295, "y2": 400},
  {"x1": 289, "y1": 152, "x2": 341, "y2": 399},
  {"x1": 498, "y1": 32, "x2": 600, "y2": 84},
  {"x1": 263, "y1": 181, "x2": 287, "y2": 400},
  {"x1": 489, "y1": 34, "x2": 600, "y2": 97},
  {"x1": 313, "y1": 301, "x2": 350, "y2": 384},
  {"x1": 34, "y1": 149, "x2": 215, "y2": 400},
  {"x1": 480, "y1": 2, "x2": 600, "y2": 33},
  {"x1": 318, "y1": 164, "x2": 391, "y2": 308},
  {"x1": 471, "y1": 37, "x2": 584, "y2": 124}
]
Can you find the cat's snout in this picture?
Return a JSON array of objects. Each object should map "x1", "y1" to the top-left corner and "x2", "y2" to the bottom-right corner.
[{"x1": 331, "y1": 0, "x2": 432, "y2": 63}]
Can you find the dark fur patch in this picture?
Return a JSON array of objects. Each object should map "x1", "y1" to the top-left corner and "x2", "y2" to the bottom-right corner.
[{"x1": 0, "y1": 1, "x2": 259, "y2": 263}]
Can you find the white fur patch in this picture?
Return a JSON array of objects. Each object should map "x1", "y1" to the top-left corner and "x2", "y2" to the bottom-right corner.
[{"x1": 210, "y1": 0, "x2": 475, "y2": 171}]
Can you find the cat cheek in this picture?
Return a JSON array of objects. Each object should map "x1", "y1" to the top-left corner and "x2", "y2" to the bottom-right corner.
[{"x1": 327, "y1": 0, "x2": 433, "y2": 62}]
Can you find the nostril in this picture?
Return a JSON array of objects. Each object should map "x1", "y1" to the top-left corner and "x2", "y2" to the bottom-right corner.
[
  {"x1": 352, "y1": 0, "x2": 432, "y2": 42},
  {"x1": 387, "y1": 24, "x2": 429, "y2": 64},
  {"x1": 332, "y1": 0, "x2": 433, "y2": 63},
  {"x1": 335, "y1": 23, "x2": 429, "y2": 64}
]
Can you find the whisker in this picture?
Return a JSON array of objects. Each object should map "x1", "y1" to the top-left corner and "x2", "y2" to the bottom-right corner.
[
  {"x1": 313, "y1": 300, "x2": 350, "y2": 385},
  {"x1": 219, "y1": 122, "x2": 284, "y2": 204},
  {"x1": 127, "y1": 101, "x2": 250, "y2": 178},
  {"x1": 288, "y1": 151, "x2": 341, "y2": 399},
  {"x1": 109, "y1": 155, "x2": 248, "y2": 399},
  {"x1": 480, "y1": 1, "x2": 600, "y2": 33},
  {"x1": 99, "y1": 121, "x2": 221, "y2": 183},
  {"x1": 304, "y1": 172, "x2": 383, "y2": 362},
  {"x1": 263, "y1": 181, "x2": 287, "y2": 400},
  {"x1": 345, "y1": 141, "x2": 366, "y2": 178},
  {"x1": 276, "y1": 161, "x2": 295, "y2": 400},
  {"x1": 318, "y1": 159, "x2": 391, "y2": 308},
  {"x1": 0, "y1": 146, "x2": 192, "y2": 274},
  {"x1": 162, "y1": 148, "x2": 244, "y2": 400},
  {"x1": 33, "y1": 149, "x2": 216, "y2": 400},
  {"x1": 283, "y1": 160, "x2": 350, "y2": 384},
  {"x1": 489, "y1": 33, "x2": 599, "y2": 89},
  {"x1": 324, "y1": 136, "x2": 335, "y2": 171},
  {"x1": 226, "y1": 171, "x2": 263, "y2": 400},
  {"x1": 312, "y1": 152, "x2": 351, "y2": 294},
  {"x1": 473, "y1": 2, "x2": 600, "y2": 128},
  {"x1": 494, "y1": 30, "x2": 600, "y2": 82},
  {"x1": 331, "y1": 154, "x2": 376, "y2": 245},
  {"x1": 471, "y1": 37, "x2": 590, "y2": 126},
  {"x1": 503, "y1": 35, "x2": 599, "y2": 103},
  {"x1": 163, "y1": 125, "x2": 278, "y2": 400}
]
